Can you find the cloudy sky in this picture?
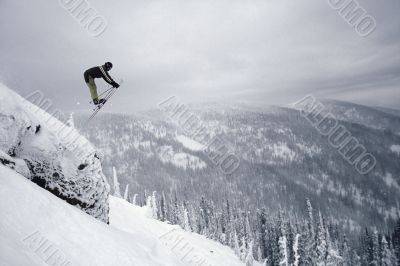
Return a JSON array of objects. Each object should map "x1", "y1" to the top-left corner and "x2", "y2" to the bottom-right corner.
[{"x1": 0, "y1": 0, "x2": 399, "y2": 113}]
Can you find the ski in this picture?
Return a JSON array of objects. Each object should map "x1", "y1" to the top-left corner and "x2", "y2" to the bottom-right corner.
[
  {"x1": 87, "y1": 88, "x2": 115, "y2": 122},
  {"x1": 85, "y1": 79, "x2": 123, "y2": 126}
]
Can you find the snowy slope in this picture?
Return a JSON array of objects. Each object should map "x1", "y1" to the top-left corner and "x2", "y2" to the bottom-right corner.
[
  {"x1": 0, "y1": 83, "x2": 109, "y2": 222},
  {"x1": 176, "y1": 135, "x2": 205, "y2": 151},
  {"x1": 0, "y1": 164, "x2": 246, "y2": 266}
]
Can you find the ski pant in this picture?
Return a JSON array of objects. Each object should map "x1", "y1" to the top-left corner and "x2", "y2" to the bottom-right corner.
[{"x1": 86, "y1": 76, "x2": 98, "y2": 100}]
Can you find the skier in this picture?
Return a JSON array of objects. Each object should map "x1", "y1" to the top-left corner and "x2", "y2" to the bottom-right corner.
[{"x1": 84, "y1": 62, "x2": 120, "y2": 105}]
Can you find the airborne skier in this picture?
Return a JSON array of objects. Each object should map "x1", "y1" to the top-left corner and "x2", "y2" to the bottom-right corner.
[{"x1": 84, "y1": 62, "x2": 120, "y2": 105}]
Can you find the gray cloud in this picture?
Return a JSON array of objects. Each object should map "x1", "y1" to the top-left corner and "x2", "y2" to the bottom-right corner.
[{"x1": 0, "y1": 0, "x2": 399, "y2": 113}]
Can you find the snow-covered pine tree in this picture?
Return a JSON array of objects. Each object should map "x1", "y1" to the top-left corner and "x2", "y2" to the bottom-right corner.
[
  {"x1": 245, "y1": 241, "x2": 255, "y2": 266},
  {"x1": 245, "y1": 212, "x2": 253, "y2": 248},
  {"x1": 151, "y1": 191, "x2": 158, "y2": 219},
  {"x1": 200, "y1": 196, "x2": 210, "y2": 235},
  {"x1": 331, "y1": 224, "x2": 340, "y2": 251},
  {"x1": 209, "y1": 212, "x2": 218, "y2": 240},
  {"x1": 257, "y1": 246, "x2": 262, "y2": 262},
  {"x1": 240, "y1": 235, "x2": 247, "y2": 261},
  {"x1": 287, "y1": 221, "x2": 294, "y2": 264},
  {"x1": 292, "y1": 215, "x2": 306, "y2": 266},
  {"x1": 112, "y1": 166, "x2": 122, "y2": 198},
  {"x1": 258, "y1": 208, "x2": 267, "y2": 261},
  {"x1": 361, "y1": 228, "x2": 373, "y2": 265},
  {"x1": 270, "y1": 224, "x2": 280, "y2": 265},
  {"x1": 165, "y1": 193, "x2": 172, "y2": 222},
  {"x1": 132, "y1": 193, "x2": 138, "y2": 205},
  {"x1": 216, "y1": 213, "x2": 226, "y2": 244},
  {"x1": 224, "y1": 200, "x2": 231, "y2": 244},
  {"x1": 233, "y1": 229, "x2": 241, "y2": 258},
  {"x1": 351, "y1": 250, "x2": 362, "y2": 266},
  {"x1": 392, "y1": 219, "x2": 400, "y2": 265},
  {"x1": 189, "y1": 204, "x2": 199, "y2": 233},
  {"x1": 217, "y1": 201, "x2": 228, "y2": 245},
  {"x1": 199, "y1": 208, "x2": 207, "y2": 235},
  {"x1": 278, "y1": 234, "x2": 289, "y2": 266},
  {"x1": 181, "y1": 201, "x2": 191, "y2": 232},
  {"x1": 292, "y1": 234, "x2": 301, "y2": 266},
  {"x1": 171, "y1": 191, "x2": 179, "y2": 224},
  {"x1": 298, "y1": 231, "x2": 308, "y2": 265},
  {"x1": 305, "y1": 199, "x2": 316, "y2": 265},
  {"x1": 381, "y1": 236, "x2": 397, "y2": 266},
  {"x1": 277, "y1": 211, "x2": 289, "y2": 266},
  {"x1": 325, "y1": 228, "x2": 342, "y2": 265},
  {"x1": 159, "y1": 192, "x2": 166, "y2": 222},
  {"x1": 341, "y1": 234, "x2": 351, "y2": 266},
  {"x1": 370, "y1": 229, "x2": 379, "y2": 266},
  {"x1": 225, "y1": 215, "x2": 235, "y2": 248},
  {"x1": 123, "y1": 184, "x2": 129, "y2": 201},
  {"x1": 146, "y1": 195, "x2": 153, "y2": 218},
  {"x1": 316, "y1": 211, "x2": 327, "y2": 266},
  {"x1": 237, "y1": 211, "x2": 245, "y2": 247},
  {"x1": 209, "y1": 201, "x2": 217, "y2": 239},
  {"x1": 228, "y1": 204, "x2": 237, "y2": 249}
]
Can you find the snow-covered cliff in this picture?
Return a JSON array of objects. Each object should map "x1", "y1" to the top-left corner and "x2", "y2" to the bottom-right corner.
[{"x1": 0, "y1": 83, "x2": 110, "y2": 222}]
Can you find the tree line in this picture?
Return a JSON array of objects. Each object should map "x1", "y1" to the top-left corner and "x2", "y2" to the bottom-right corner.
[{"x1": 139, "y1": 191, "x2": 400, "y2": 266}]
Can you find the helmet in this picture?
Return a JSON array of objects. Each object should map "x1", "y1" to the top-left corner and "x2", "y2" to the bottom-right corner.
[{"x1": 104, "y1": 62, "x2": 113, "y2": 70}]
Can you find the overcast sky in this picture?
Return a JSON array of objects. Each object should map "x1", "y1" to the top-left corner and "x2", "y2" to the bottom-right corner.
[{"x1": 0, "y1": 0, "x2": 399, "y2": 113}]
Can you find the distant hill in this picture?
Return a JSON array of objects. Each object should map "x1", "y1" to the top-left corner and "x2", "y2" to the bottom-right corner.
[
  {"x1": 373, "y1": 106, "x2": 400, "y2": 118},
  {"x1": 319, "y1": 99, "x2": 400, "y2": 134},
  {"x1": 76, "y1": 99, "x2": 400, "y2": 232}
]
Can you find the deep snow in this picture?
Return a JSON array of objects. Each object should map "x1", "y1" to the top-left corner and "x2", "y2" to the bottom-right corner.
[{"x1": 0, "y1": 164, "x2": 245, "y2": 266}]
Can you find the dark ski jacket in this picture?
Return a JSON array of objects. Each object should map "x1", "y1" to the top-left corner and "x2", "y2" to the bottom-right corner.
[{"x1": 84, "y1": 65, "x2": 116, "y2": 86}]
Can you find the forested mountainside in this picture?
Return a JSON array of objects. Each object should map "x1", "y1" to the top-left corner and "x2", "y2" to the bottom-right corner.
[{"x1": 76, "y1": 100, "x2": 400, "y2": 234}]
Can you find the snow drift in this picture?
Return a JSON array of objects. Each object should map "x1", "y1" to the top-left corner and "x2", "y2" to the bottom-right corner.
[
  {"x1": 0, "y1": 83, "x2": 110, "y2": 222},
  {"x1": 0, "y1": 164, "x2": 245, "y2": 266}
]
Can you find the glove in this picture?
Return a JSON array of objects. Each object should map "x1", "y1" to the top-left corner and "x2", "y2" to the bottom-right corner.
[{"x1": 112, "y1": 82, "x2": 120, "y2": 88}]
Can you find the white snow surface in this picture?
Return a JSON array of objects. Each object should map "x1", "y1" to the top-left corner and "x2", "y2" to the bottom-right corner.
[
  {"x1": 157, "y1": 145, "x2": 207, "y2": 170},
  {"x1": 176, "y1": 135, "x2": 205, "y2": 151},
  {"x1": 271, "y1": 142, "x2": 296, "y2": 162},
  {"x1": 0, "y1": 164, "x2": 245, "y2": 266},
  {"x1": 0, "y1": 83, "x2": 110, "y2": 222}
]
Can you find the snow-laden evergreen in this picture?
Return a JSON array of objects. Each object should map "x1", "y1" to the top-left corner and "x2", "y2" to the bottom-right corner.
[
  {"x1": 138, "y1": 190, "x2": 400, "y2": 265},
  {"x1": 278, "y1": 235, "x2": 289, "y2": 266},
  {"x1": 123, "y1": 183, "x2": 130, "y2": 200},
  {"x1": 292, "y1": 234, "x2": 300, "y2": 266},
  {"x1": 245, "y1": 241, "x2": 255, "y2": 266},
  {"x1": 381, "y1": 236, "x2": 397, "y2": 266},
  {"x1": 112, "y1": 166, "x2": 122, "y2": 198}
]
